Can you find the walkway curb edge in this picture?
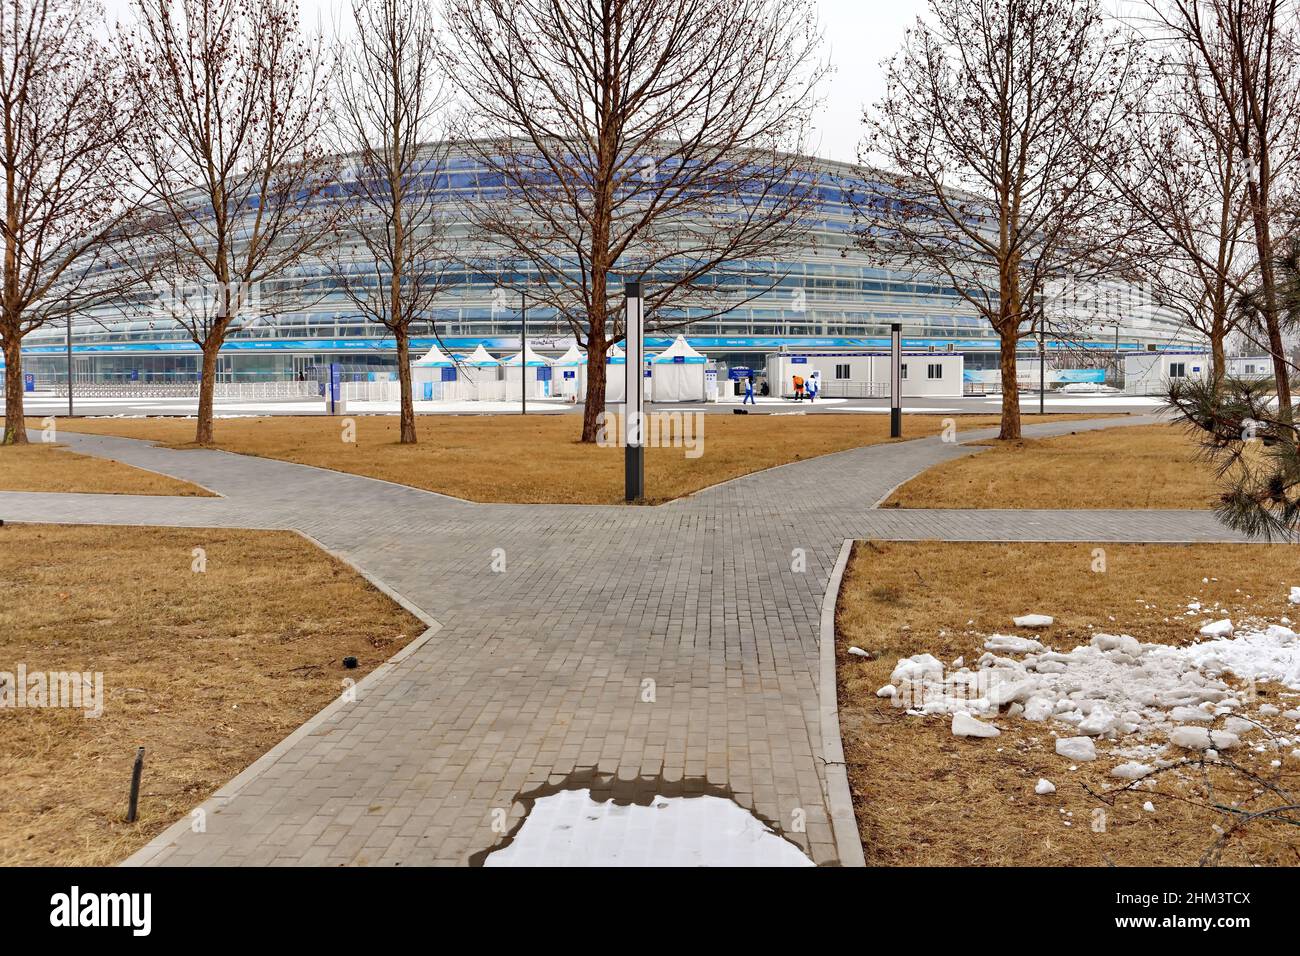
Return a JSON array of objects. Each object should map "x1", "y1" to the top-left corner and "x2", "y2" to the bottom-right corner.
[
  {"x1": 120, "y1": 533, "x2": 443, "y2": 867},
  {"x1": 818, "y1": 538, "x2": 866, "y2": 867}
]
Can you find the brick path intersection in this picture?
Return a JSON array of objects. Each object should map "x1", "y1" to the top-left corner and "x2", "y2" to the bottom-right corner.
[{"x1": 1, "y1": 413, "x2": 1254, "y2": 865}]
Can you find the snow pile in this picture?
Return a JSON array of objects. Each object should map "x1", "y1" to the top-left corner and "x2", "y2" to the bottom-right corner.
[
  {"x1": 886, "y1": 615, "x2": 1300, "y2": 754},
  {"x1": 1178, "y1": 624, "x2": 1300, "y2": 688}
]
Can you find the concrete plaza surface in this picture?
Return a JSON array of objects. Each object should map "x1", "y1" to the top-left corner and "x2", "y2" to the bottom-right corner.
[{"x1": 1, "y1": 413, "x2": 1250, "y2": 865}]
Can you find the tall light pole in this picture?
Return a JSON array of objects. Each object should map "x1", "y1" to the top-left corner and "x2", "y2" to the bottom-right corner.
[
  {"x1": 66, "y1": 307, "x2": 74, "y2": 417},
  {"x1": 520, "y1": 290, "x2": 527, "y2": 416},
  {"x1": 624, "y1": 281, "x2": 645, "y2": 502},
  {"x1": 889, "y1": 322, "x2": 902, "y2": 438},
  {"x1": 1039, "y1": 327, "x2": 1046, "y2": 416}
]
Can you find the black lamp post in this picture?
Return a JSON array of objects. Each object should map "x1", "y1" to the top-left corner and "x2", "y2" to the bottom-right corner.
[
  {"x1": 624, "y1": 281, "x2": 645, "y2": 502},
  {"x1": 889, "y1": 322, "x2": 902, "y2": 438}
]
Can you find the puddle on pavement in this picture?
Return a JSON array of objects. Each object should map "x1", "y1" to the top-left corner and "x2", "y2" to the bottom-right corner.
[{"x1": 471, "y1": 770, "x2": 814, "y2": 867}]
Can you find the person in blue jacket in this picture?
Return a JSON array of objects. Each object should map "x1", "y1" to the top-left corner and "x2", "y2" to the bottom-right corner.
[{"x1": 743, "y1": 374, "x2": 756, "y2": 405}]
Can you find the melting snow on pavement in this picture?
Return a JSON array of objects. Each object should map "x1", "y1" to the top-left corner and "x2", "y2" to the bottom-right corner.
[
  {"x1": 880, "y1": 598, "x2": 1300, "y2": 770},
  {"x1": 482, "y1": 788, "x2": 814, "y2": 867}
]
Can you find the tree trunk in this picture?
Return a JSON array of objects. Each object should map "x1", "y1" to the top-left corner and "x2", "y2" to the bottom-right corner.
[
  {"x1": 195, "y1": 342, "x2": 218, "y2": 445},
  {"x1": 396, "y1": 328, "x2": 416, "y2": 444},
  {"x1": 1246, "y1": 180, "x2": 1292, "y2": 412},
  {"x1": 580, "y1": 278, "x2": 610, "y2": 443},
  {"x1": 997, "y1": 330, "x2": 1021, "y2": 441},
  {"x1": 2, "y1": 335, "x2": 27, "y2": 444},
  {"x1": 1209, "y1": 319, "x2": 1227, "y2": 389},
  {"x1": 582, "y1": 326, "x2": 607, "y2": 444}
]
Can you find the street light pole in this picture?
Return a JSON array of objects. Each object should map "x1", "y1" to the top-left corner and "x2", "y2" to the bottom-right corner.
[
  {"x1": 67, "y1": 308, "x2": 73, "y2": 417},
  {"x1": 520, "y1": 291, "x2": 527, "y2": 416},
  {"x1": 624, "y1": 281, "x2": 645, "y2": 502},
  {"x1": 1039, "y1": 327, "x2": 1046, "y2": 416},
  {"x1": 889, "y1": 322, "x2": 902, "y2": 438}
]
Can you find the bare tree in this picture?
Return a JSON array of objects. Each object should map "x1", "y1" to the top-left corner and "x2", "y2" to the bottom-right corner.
[
  {"x1": 1113, "y1": 16, "x2": 1253, "y2": 381},
  {"x1": 1149, "y1": 0, "x2": 1300, "y2": 409},
  {"x1": 442, "y1": 0, "x2": 827, "y2": 443},
  {"x1": 859, "y1": 0, "x2": 1141, "y2": 440},
  {"x1": 328, "y1": 0, "x2": 454, "y2": 445},
  {"x1": 0, "y1": 0, "x2": 133, "y2": 445},
  {"x1": 119, "y1": 0, "x2": 336, "y2": 445}
]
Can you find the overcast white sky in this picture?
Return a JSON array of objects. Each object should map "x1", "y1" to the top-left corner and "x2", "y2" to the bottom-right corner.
[{"x1": 99, "y1": 0, "x2": 934, "y2": 165}]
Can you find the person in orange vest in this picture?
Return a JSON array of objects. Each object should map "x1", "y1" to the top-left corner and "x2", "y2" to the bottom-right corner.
[{"x1": 792, "y1": 373, "x2": 804, "y2": 401}]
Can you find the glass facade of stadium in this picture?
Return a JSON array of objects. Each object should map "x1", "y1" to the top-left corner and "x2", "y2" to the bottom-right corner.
[{"x1": 19, "y1": 151, "x2": 1195, "y2": 385}]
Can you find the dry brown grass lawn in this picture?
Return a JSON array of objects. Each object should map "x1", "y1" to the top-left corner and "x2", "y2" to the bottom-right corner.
[
  {"x1": 885, "y1": 422, "x2": 1218, "y2": 510},
  {"x1": 36, "y1": 412, "x2": 1114, "y2": 505},
  {"x1": 837, "y1": 540, "x2": 1300, "y2": 867},
  {"x1": 0, "y1": 524, "x2": 423, "y2": 866},
  {"x1": 0, "y1": 442, "x2": 210, "y2": 496}
]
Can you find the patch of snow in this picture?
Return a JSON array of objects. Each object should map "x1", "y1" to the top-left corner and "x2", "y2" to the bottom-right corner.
[
  {"x1": 1111, "y1": 761, "x2": 1154, "y2": 780},
  {"x1": 1143, "y1": 801, "x2": 1156, "y2": 813},
  {"x1": 1013, "y1": 614, "x2": 1054, "y2": 629},
  {"x1": 1056, "y1": 737, "x2": 1097, "y2": 762},
  {"x1": 1035, "y1": 778, "x2": 1056, "y2": 795},
  {"x1": 1169, "y1": 727, "x2": 1240, "y2": 751},
  {"x1": 847, "y1": 646, "x2": 870, "y2": 658},
  {"x1": 1169, "y1": 706, "x2": 1213, "y2": 723},
  {"x1": 1221, "y1": 716, "x2": 1256, "y2": 736},
  {"x1": 890, "y1": 654, "x2": 944, "y2": 684},
  {"x1": 876, "y1": 684, "x2": 897, "y2": 698},
  {"x1": 1199, "y1": 619, "x2": 1234, "y2": 638},
  {"x1": 1289, "y1": 586, "x2": 1300, "y2": 605},
  {"x1": 952, "y1": 712, "x2": 1000, "y2": 738},
  {"x1": 985, "y1": 634, "x2": 1045, "y2": 654}
]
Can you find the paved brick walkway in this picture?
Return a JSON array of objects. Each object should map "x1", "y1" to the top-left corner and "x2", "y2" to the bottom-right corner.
[{"x1": 1, "y1": 413, "x2": 1253, "y2": 865}]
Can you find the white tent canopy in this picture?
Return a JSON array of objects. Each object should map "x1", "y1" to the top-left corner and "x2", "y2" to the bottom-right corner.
[
  {"x1": 552, "y1": 344, "x2": 587, "y2": 399},
  {"x1": 411, "y1": 342, "x2": 456, "y2": 390},
  {"x1": 504, "y1": 344, "x2": 554, "y2": 399},
  {"x1": 650, "y1": 336, "x2": 707, "y2": 402},
  {"x1": 454, "y1": 343, "x2": 504, "y2": 401},
  {"x1": 412, "y1": 342, "x2": 454, "y2": 367},
  {"x1": 463, "y1": 344, "x2": 501, "y2": 367}
]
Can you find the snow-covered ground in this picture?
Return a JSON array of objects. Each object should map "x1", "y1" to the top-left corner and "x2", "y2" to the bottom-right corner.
[
  {"x1": 482, "y1": 788, "x2": 813, "y2": 867},
  {"x1": 881, "y1": 592, "x2": 1300, "y2": 779}
]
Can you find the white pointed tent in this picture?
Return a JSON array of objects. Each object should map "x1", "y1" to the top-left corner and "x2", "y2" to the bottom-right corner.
[
  {"x1": 460, "y1": 344, "x2": 503, "y2": 401},
  {"x1": 650, "y1": 336, "x2": 707, "y2": 401},
  {"x1": 412, "y1": 342, "x2": 454, "y2": 370},
  {"x1": 411, "y1": 342, "x2": 456, "y2": 400},
  {"x1": 464, "y1": 344, "x2": 500, "y2": 368},
  {"x1": 551, "y1": 344, "x2": 586, "y2": 399},
  {"x1": 503, "y1": 344, "x2": 554, "y2": 400}
]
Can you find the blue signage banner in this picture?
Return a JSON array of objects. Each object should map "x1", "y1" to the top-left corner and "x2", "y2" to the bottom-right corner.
[{"x1": 21, "y1": 334, "x2": 1161, "y2": 358}]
